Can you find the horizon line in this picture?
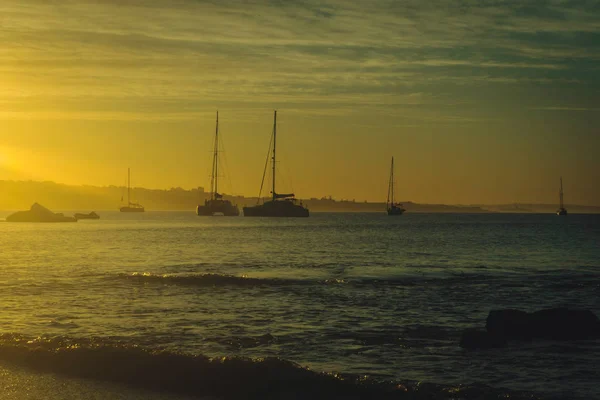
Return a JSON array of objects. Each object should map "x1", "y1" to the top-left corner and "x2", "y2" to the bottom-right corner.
[{"x1": 1, "y1": 179, "x2": 599, "y2": 209}]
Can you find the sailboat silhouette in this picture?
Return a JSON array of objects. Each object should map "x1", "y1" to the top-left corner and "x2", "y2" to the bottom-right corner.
[
  {"x1": 386, "y1": 157, "x2": 405, "y2": 216},
  {"x1": 243, "y1": 111, "x2": 309, "y2": 217},
  {"x1": 120, "y1": 168, "x2": 144, "y2": 212},
  {"x1": 197, "y1": 111, "x2": 240, "y2": 216}
]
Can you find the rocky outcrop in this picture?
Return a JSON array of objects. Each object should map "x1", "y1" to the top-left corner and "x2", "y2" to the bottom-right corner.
[
  {"x1": 6, "y1": 203, "x2": 77, "y2": 222},
  {"x1": 487, "y1": 308, "x2": 600, "y2": 341},
  {"x1": 460, "y1": 308, "x2": 600, "y2": 349},
  {"x1": 485, "y1": 309, "x2": 531, "y2": 341}
]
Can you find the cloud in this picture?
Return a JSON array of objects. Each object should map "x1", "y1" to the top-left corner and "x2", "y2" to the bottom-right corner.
[
  {"x1": 0, "y1": 0, "x2": 598, "y2": 120},
  {"x1": 532, "y1": 106, "x2": 600, "y2": 111}
]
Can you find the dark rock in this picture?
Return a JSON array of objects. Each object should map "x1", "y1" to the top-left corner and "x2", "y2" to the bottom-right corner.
[
  {"x1": 460, "y1": 329, "x2": 506, "y2": 349},
  {"x1": 486, "y1": 309, "x2": 532, "y2": 340},
  {"x1": 462, "y1": 308, "x2": 600, "y2": 349},
  {"x1": 6, "y1": 203, "x2": 77, "y2": 223},
  {"x1": 529, "y1": 308, "x2": 600, "y2": 340},
  {"x1": 486, "y1": 308, "x2": 600, "y2": 341}
]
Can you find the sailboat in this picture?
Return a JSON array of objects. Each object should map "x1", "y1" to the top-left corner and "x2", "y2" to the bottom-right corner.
[
  {"x1": 120, "y1": 168, "x2": 145, "y2": 212},
  {"x1": 243, "y1": 111, "x2": 309, "y2": 217},
  {"x1": 556, "y1": 177, "x2": 567, "y2": 216},
  {"x1": 197, "y1": 111, "x2": 240, "y2": 216},
  {"x1": 386, "y1": 157, "x2": 405, "y2": 216}
]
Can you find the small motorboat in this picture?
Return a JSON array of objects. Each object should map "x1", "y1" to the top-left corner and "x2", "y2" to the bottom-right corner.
[{"x1": 74, "y1": 211, "x2": 100, "y2": 220}]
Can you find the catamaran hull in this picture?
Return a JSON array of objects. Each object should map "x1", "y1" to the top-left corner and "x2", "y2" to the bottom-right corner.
[
  {"x1": 120, "y1": 207, "x2": 145, "y2": 212},
  {"x1": 197, "y1": 200, "x2": 240, "y2": 216},
  {"x1": 74, "y1": 212, "x2": 100, "y2": 220},
  {"x1": 243, "y1": 201, "x2": 309, "y2": 217}
]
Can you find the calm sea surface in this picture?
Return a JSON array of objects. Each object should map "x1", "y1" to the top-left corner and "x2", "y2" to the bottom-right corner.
[{"x1": 0, "y1": 212, "x2": 598, "y2": 399}]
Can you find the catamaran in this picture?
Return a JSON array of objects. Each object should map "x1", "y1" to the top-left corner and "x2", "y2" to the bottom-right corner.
[
  {"x1": 386, "y1": 157, "x2": 405, "y2": 216},
  {"x1": 556, "y1": 177, "x2": 567, "y2": 216},
  {"x1": 243, "y1": 111, "x2": 309, "y2": 217},
  {"x1": 197, "y1": 111, "x2": 240, "y2": 216},
  {"x1": 120, "y1": 168, "x2": 145, "y2": 212}
]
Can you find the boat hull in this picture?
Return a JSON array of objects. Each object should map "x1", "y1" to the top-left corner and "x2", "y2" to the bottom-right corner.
[
  {"x1": 387, "y1": 206, "x2": 405, "y2": 216},
  {"x1": 74, "y1": 212, "x2": 100, "y2": 220},
  {"x1": 556, "y1": 208, "x2": 568, "y2": 216},
  {"x1": 120, "y1": 206, "x2": 145, "y2": 212},
  {"x1": 197, "y1": 200, "x2": 240, "y2": 216},
  {"x1": 243, "y1": 200, "x2": 309, "y2": 217}
]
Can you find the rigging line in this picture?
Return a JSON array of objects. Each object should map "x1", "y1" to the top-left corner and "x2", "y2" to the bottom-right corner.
[
  {"x1": 257, "y1": 126, "x2": 274, "y2": 203},
  {"x1": 275, "y1": 122, "x2": 295, "y2": 195},
  {"x1": 218, "y1": 126, "x2": 235, "y2": 196},
  {"x1": 204, "y1": 122, "x2": 215, "y2": 196},
  {"x1": 220, "y1": 151, "x2": 234, "y2": 196},
  {"x1": 204, "y1": 124, "x2": 215, "y2": 197},
  {"x1": 283, "y1": 161, "x2": 295, "y2": 195},
  {"x1": 198, "y1": 115, "x2": 215, "y2": 202},
  {"x1": 275, "y1": 162, "x2": 292, "y2": 196}
]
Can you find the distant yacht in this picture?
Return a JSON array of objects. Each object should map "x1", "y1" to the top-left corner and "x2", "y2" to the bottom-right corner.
[
  {"x1": 197, "y1": 112, "x2": 240, "y2": 216},
  {"x1": 556, "y1": 177, "x2": 567, "y2": 216},
  {"x1": 386, "y1": 157, "x2": 405, "y2": 216},
  {"x1": 120, "y1": 168, "x2": 145, "y2": 212},
  {"x1": 243, "y1": 111, "x2": 309, "y2": 217}
]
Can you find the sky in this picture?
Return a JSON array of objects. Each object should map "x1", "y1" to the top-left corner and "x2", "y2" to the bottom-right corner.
[{"x1": 0, "y1": 0, "x2": 598, "y2": 205}]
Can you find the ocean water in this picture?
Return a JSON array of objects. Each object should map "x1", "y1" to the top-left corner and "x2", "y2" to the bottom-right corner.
[{"x1": 0, "y1": 212, "x2": 598, "y2": 399}]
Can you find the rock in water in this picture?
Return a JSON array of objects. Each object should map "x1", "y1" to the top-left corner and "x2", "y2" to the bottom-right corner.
[
  {"x1": 529, "y1": 308, "x2": 600, "y2": 340},
  {"x1": 461, "y1": 308, "x2": 600, "y2": 349},
  {"x1": 486, "y1": 309, "x2": 532, "y2": 340},
  {"x1": 6, "y1": 203, "x2": 77, "y2": 223},
  {"x1": 486, "y1": 308, "x2": 600, "y2": 341}
]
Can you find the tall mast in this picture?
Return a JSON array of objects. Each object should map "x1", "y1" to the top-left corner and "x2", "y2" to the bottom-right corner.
[
  {"x1": 391, "y1": 157, "x2": 394, "y2": 205},
  {"x1": 272, "y1": 110, "x2": 277, "y2": 202},
  {"x1": 559, "y1": 176, "x2": 564, "y2": 209},
  {"x1": 211, "y1": 111, "x2": 219, "y2": 201},
  {"x1": 387, "y1": 157, "x2": 394, "y2": 207},
  {"x1": 127, "y1": 167, "x2": 131, "y2": 205}
]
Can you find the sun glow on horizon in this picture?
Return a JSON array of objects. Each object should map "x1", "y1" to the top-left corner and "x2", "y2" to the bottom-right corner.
[{"x1": 0, "y1": 146, "x2": 24, "y2": 176}]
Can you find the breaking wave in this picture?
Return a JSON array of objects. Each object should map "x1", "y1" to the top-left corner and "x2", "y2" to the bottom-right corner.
[
  {"x1": 111, "y1": 270, "x2": 600, "y2": 292},
  {"x1": 114, "y1": 272, "x2": 352, "y2": 288},
  {"x1": 0, "y1": 334, "x2": 544, "y2": 400}
]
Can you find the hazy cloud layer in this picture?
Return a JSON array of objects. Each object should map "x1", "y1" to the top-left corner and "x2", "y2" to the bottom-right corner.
[{"x1": 1, "y1": 0, "x2": 599, "y2": 119}]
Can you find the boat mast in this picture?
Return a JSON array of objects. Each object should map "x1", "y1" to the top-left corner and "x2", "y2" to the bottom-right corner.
[
  {"x1": 272, "y1": 110, "x2": 277, "y2": 202},
  {"x1": 127, "y1": 167, "x2": 131, "y2": 206},
  {"x1": 211, "y1": 111, "x2": 219, "y2": 201},
  {"x1": 559, "y1": 176, "x2": 564, "y2": 209},
  {"x1": 387, "y1": 157, "x2": 394, "y2": 208},
  {"x1": 391, "y1": 157, "x2": 394, "y2": 205}
]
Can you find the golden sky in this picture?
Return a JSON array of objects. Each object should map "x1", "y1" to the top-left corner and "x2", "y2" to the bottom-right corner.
[{"x1": 0, "y1": 0, "x2": 598, "y2": 204}]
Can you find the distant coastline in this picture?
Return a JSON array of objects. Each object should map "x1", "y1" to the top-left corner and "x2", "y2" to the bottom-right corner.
[{"x1": 1, "y1": 180, "x2": 598, "y2": 214}]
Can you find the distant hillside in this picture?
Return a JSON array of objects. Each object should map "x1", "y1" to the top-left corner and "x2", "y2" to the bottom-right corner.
[
  {"x1": 0, "y1": 180, "x2": 598, "y2": 213},
  {"x1": 0, "y1": 180, "x2": 209, "y2": 211},
  {"x1": 302, "y1": 199, "x2": 489, "y2": 213}
]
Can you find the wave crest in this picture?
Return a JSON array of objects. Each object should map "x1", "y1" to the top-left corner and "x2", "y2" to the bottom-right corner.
[
  {"x1": 123, "y1": 272, "x2": 299, "y2": 287},
  {"x1": 0, "y1": 334, "x2": 544, "y2": 399}
]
